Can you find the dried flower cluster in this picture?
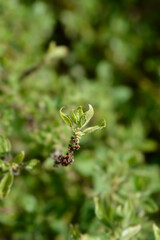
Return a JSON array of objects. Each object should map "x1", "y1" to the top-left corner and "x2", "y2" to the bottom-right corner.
[{"x1": 54, "y1": 136, "x2": 80, "y2": 167}]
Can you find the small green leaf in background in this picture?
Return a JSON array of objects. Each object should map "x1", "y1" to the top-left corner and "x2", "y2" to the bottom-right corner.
[
  {"x1": 81, "y1": 233, "x2": 109, "y2": 240},
  {"x1": 0, "y1": 136, "x2": 11, "y2": 154},
  {"x1": 142, "y1": 198, "x2": 158, "y2": 213},
  {"x1": 83, "y1": 120, "x2": 106, "y2": 134},
  {"x1": 60, "y1": 107, "x2": 73, "y2": 128},
  {"x1": 94, "y1": 197, "x2": 116, "y2": 228},
  {"x1": 121, "y1": 225, "x2": 141, "y2": 240},
  {"x1": 45, "y1": 42, "x2": 68, "y2": 63},
  {"x1": 25, "y1": 159, "x2": 40, "y2": 170},
  {"x1": 153, "y1": 224, "x2": 160, "y2": 240},
  {"x1": 121, "y1": 201, "x2": 135, "y2": 228},
  {"x1": 0, "y1": 160, "x2": 10, "y2": 172},
  {"x1": 94, "y1": 197, "x2": 113, "y2": 228},
  {"x1": 12, "y1": 151, "x2": 25, "y2": 165},
  {"x1": 69, "y1": 225, "x2": 81, "y2": 240},
  {"x1": 0, "y1": 171, "x2": 14, "y2": 199},
  {"x1": 94, "y1": 197, "x2": 105, "y2": 221},
  {"x1": 81, "y1": 104, "x2": 94, "y2": 128}
]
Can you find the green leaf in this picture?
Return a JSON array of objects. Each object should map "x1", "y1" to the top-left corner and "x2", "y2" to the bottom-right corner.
[
  {"x1": 94, "y1": 197, "x2": 114, "y2": 228},
  {"x1": 71, "y1": 110, "x2": 78, "y2": 124},
  {"x1": 83, "y1": 120, "x2": 106, "y2": 134},
  {"x1": 81, "y1": 234, "x2": 109, "y2": 240},
  {"x1": 45, "y1": 42, "x2": 68, "y2": 63},
  {"x1": 121, "y1": 225, "x2": 141, "y2": 240},
  {"x1": 0, "y1": 160, "x2": 10, "y2": 172},
  {"x1": 122, "y1": 201, "x2": 135, "y2": 228},
  {"x1": 153, "y1": 224, "x2": 160, "y2": 240},
  {"x1": 25, "y1": 159, "x2": 40, "y2": 170},
  {"x1": 94, "y1": 197, "x2": 105, "y2": 221},
  {"x1": 75, "y1": 106, "x2": 84, "y2": 123},
  {"x1": 142, "y1": 198, "x2": 158, "y2": 213},
  {"x1": 81, "y1": 104, "x2": 94, "y2": 128},
  {"x1": 12, "y1": 151, "x2": 25, "y2": 165},
  {"x1": 60, "y1": 107, "x2": 73, "y2": 128},
  {"x1": 0, "y1": 171, "x2": 14, "y2": 199},
  {"x1": 0, "y1": 136, "x2": 11, "y2": 154},
  {"x1": 80, "y1": 114, "x2": 87, "y2": 128},
  {"x1": 69, "y1": 225, "x2": 81, "y2": 240}
]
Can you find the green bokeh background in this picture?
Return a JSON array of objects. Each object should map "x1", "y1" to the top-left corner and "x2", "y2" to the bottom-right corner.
[{"x1": 0, "y1": 0, "x2": 160, "y2": 239}]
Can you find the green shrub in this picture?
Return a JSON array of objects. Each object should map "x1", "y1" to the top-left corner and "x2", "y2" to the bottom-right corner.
[{"x1": 0, "y1": 0, "x2": 160, "y2": 239}]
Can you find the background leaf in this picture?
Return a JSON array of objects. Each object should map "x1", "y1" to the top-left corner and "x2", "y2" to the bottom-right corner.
[
  {"x1": 0, "y1": 136, "x2": 11, "y2": 155},
  {"x1": 153, "y1": 224, "x2": 160, "y2": 240},
  {"x1": 25, "y1": 159, "x2": 40, "y2": 170},
  {"x1": 12, "y1": 151, "x2": 25, "y2": 165},
  {"x1": 0, "y1": 171, "x2": 14, "y2": 199},
  {"x1": 121, "y1": 225, "x2": 141, "y2": 240}
]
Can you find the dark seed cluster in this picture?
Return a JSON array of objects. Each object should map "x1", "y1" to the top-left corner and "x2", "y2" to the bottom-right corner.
[{"x1": 54, "y1": 136, "x2": 80, "y2": 167}]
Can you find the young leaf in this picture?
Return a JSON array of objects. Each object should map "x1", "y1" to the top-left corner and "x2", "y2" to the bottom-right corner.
[
  {"x1": 71, "y1": 110, "x2": 78, "y2": 124},
  {"x1": 83, "y1": 120, "x2": 106, "y2": 134},
  {"x1": 80, "y1": 114, "x2": 86, "y2": 128},
  {"x1": 153, "y1": 224, "x2": 160, "y2": 240},
  {"x1": 0, "y1": 136, "x2": 11, "y2": 154},
  {"x1": 0, "y1": 171, "x2": 14, "y2": 199},
  {"x1": 60, "y1": 107, "x2": 73, "y2": 128},
  {"x1": 121, "y1": 225, "x2": 141, "y2": 240},
  {"x1": 81, "y1": 104, "x2": 94, "y2": 128},
  {"x1": 75, "y1": 106, "x2": 84, "y2": 123},
  {"x1": 12, "y1": 151, "x2": 25, "y2": 165}
]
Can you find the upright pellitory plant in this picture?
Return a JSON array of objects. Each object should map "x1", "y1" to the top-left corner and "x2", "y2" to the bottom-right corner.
[{"x1": 54, "y1": 104, "x2": 106, "y2": 167}]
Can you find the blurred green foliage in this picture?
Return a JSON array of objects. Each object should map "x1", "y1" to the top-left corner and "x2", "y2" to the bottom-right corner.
[{"x1": 0, "y1": 0, "x2": 160, "y2": 239}]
